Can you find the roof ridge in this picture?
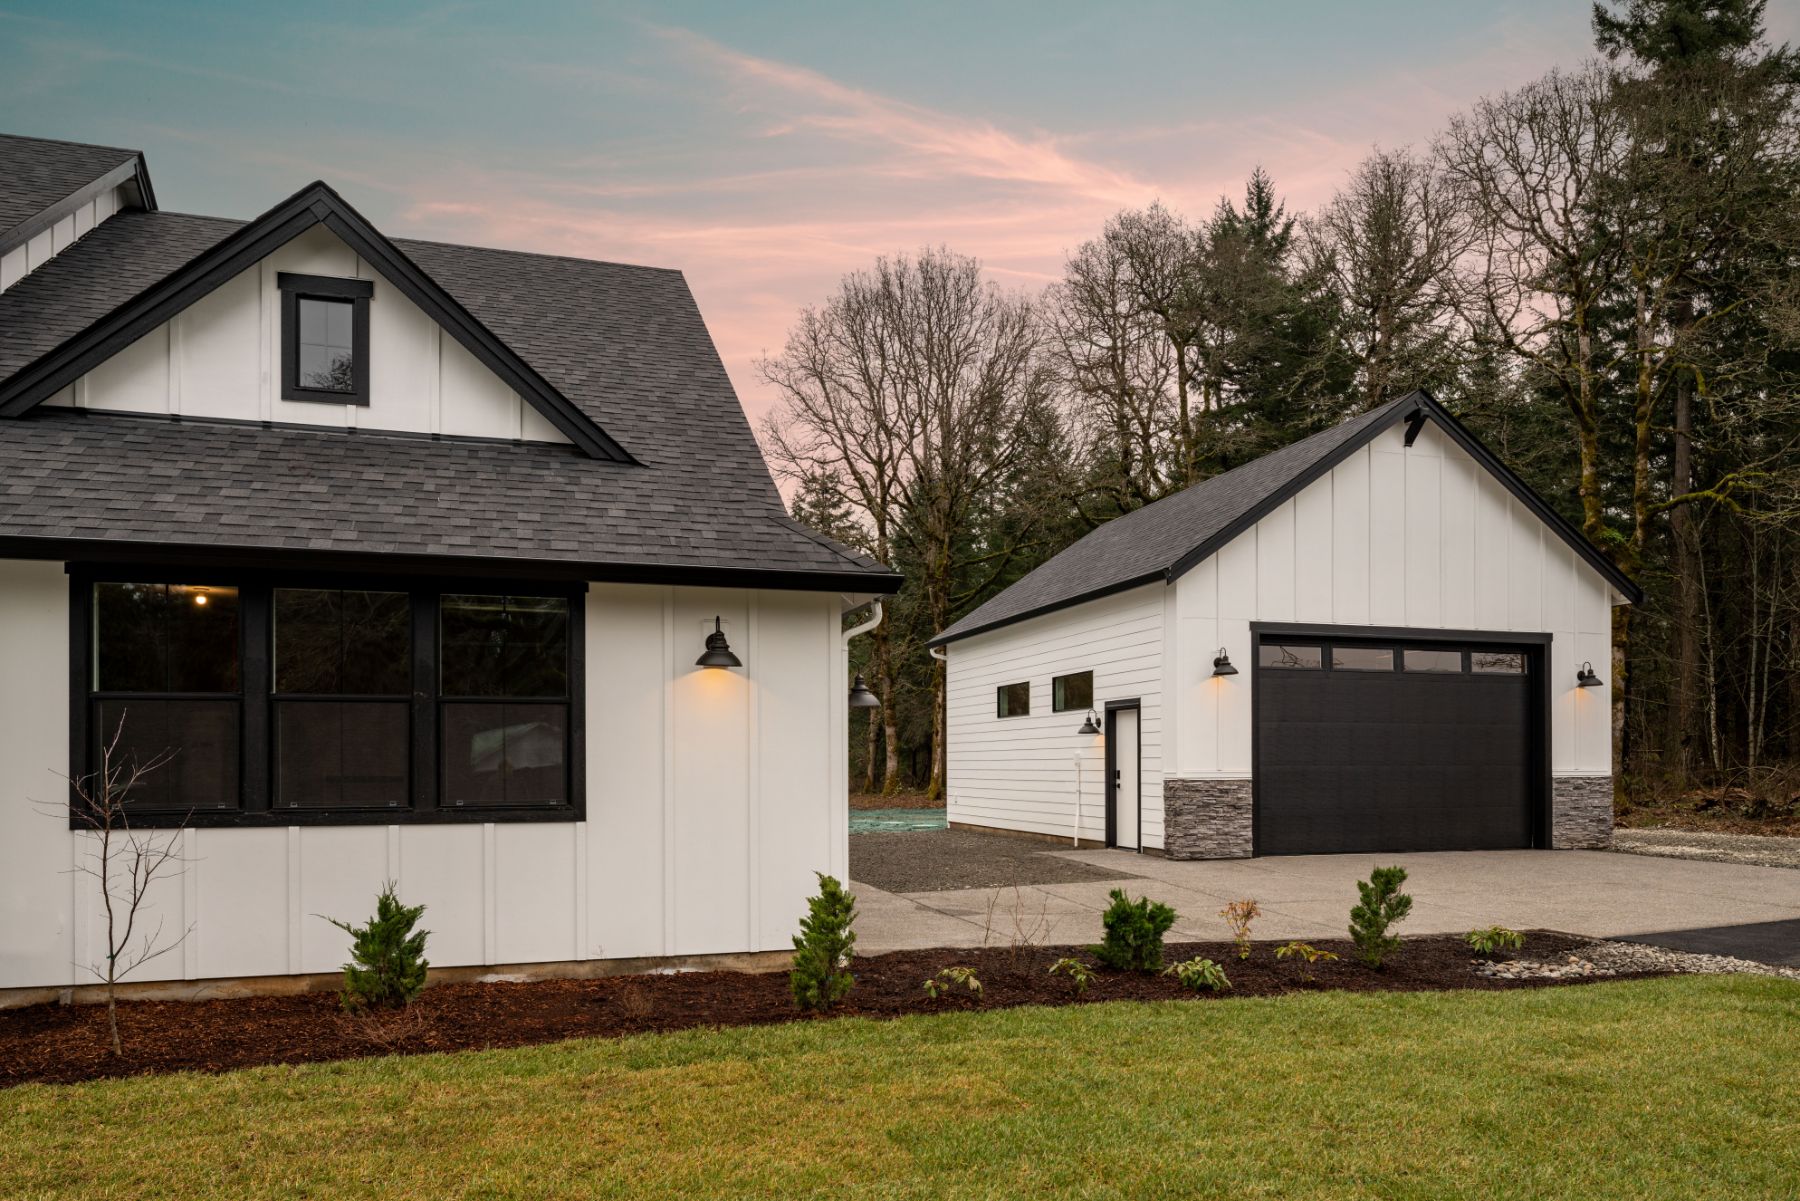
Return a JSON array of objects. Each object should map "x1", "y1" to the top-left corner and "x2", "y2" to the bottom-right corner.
[
  {"x1": 393, "y1": 234, "x2": 684, "y2": 276},
  {"x1": 0, "y1": 131, "x2": 140, "y2": 157},
  {"x1": 771, "y1": 512, "x2": 885, "y2": 571}
]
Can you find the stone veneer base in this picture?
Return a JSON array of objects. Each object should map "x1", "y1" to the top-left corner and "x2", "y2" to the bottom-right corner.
[
  {"x1": 1163, "y1": 778, "x2": 1254, "y2": 860},
  {"x1": 1551, "y1": 775, "x2": 1614, "y2": 849}
]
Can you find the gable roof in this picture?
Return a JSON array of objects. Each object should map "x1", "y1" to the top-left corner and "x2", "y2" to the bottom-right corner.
[
  {"x1": 0, "y1": 174, "x2": 899, "y2": 593},
  {"x1": 931, "y1": 391, "x2": 1640, "y2": 646},
  {"x1": 0, "y1": 181, "x2": 632, "y2": 462},
  {"x1": 0, "y1": 134, "x2": 155, "y2": 255}
]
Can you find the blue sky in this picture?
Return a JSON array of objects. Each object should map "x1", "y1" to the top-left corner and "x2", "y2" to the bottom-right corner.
[{"x1": 7, "y1": 1, "x2": 1791, "y2": 422}]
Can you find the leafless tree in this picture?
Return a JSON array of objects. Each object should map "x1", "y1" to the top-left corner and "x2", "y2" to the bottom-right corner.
[
  {"x1": 38, "y1": 713, "x2": 192, "y2": 1056},
  {"x1": 1302, "y1": 146, "x2": 1473, "y2": 408}
]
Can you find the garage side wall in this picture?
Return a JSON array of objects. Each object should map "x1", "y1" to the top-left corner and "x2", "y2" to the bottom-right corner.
[
  {"x1": 0, "y1": 568, "x2": 845, "y2": 997},
  {"x1": 1169, "y1": 420, "x2": 1615, "y2": 856},
  {"x1": 945, "y1": 585, "x2": 1165, "y2": 848}
]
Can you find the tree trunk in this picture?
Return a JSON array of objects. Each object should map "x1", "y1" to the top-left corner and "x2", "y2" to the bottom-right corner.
[{"x1": 1669, "y1": 373, "x2": 1699, "y2": 777}]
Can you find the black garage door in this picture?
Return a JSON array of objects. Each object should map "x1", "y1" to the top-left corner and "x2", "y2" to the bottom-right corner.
[{"x1": 1254, "y1": 636, "x2": 1538, "y2": 855}]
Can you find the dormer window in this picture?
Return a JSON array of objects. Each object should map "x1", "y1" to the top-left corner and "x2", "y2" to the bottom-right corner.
[{"x1": 279, "y1": 272, "x2": 372, "y2": 405}]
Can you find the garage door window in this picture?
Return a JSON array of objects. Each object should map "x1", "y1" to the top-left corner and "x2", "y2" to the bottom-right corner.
[
  {"x1": 1332, "y1": 646, "x2": 1395, "y2": 671},
  {"x1": 1472, "y1": 651, "x2": 1525, "y2": 673},
  {"x1": 1259, "y1": 644, "x2": 1321, "y2": 669},
  {"x1": 1403, "y1": 649, "x2": 1464, "y2": 673}
]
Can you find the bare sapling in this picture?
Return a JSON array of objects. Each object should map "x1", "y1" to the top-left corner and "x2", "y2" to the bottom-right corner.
[{"x1": 38, "y1": 713, "x2": 192, "y2": 1055}]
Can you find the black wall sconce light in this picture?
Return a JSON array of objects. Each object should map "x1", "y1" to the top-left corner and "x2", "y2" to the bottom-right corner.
[
  {"x1": 1077, "y1": 708, "x2": 1101, "y2": 736},
  {"x1": 848, "y1": 674, "x2": 881, "y2": 708},
  {"x1": 695, "y1": 617, "x2": 742, "y2": 669},
  {"x1": 1576, "y1": 661, "x2": 1603, "y2": 688},
  {"x1": 1212, "y1": 647, "x2": 1239, "y2": 677}
]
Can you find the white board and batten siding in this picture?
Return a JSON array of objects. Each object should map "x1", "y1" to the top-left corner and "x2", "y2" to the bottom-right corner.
[
  {"x1": 41, "y1": 224, "x2": 569, "y2": 444},
  {"x1": 0, "y1": 181, "x2": 128, "y2": 292},
  {"x1": 1171, "y1": 419, "x2": 1615, "y2": 779},
  {"x1": 945, "y1": 584, "x2": 1165, "y2": 848},
  {"x1": 0, "y1": 565, "x2": 850, "y2": 994}
]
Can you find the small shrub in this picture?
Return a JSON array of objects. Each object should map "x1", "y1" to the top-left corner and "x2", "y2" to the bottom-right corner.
[
  {"x1": 1048, "y1": 956, "x2": 1095, "y2": 995},
  {"x1": 1219, "y1": 899, "x2": 1261, "y2": 959},
  {"x1": 1274, "y1": 940, "x2": 1339, "y2": 983},
  {"x1": 923, "y1": 966, "x2": 983, "y2": 1001},
  {"x1": 1348, "y1": 866, "x2": 1413, "y2": 968},
  {"x1": 1466, "y1": 925, "x2": 1526, "y2": 959},
  {"x1": 323, "y1": 882, "x2": 429, "y2": 1011},
  {"x1": 790, "y1": 872, "x2": 857, "y2": 1011},
  {"x1": 1164, "y1": 956, "x2": 1231, "y2": 993},
  {"x1": 1092, "y1": 889, "x2": 1177, "y2": 973}
]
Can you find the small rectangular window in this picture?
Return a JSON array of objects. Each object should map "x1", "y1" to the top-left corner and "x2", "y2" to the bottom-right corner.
[
  {"x1": 1259, "y1": 644, "x2": 1322, "y2": 669},
  {"x1": 996, "y1": 682, "x2": 1030, "y2": 717},
  {"x1": 1472, "y1": 651, "x2": 1526, "y2": 674},
  {"x1": 1404, "y1": 649, "x2": 1464, "y2": 673},
  {"x1": 279, "y1": 273, "x2": 372, "y2": 405},
  {"x1": 1052, "y1": 671, "x2": 1093, "y2": 712},
  {"x1": 1332, "y1": 646, "x2": 1396, "y2": 672}
]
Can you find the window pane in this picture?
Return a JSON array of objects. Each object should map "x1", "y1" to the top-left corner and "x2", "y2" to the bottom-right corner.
[
  {"x1": 275, "y1": 588, "x2": 408, "y2": 694},
  {"x1": 441, "y1": 595, "x2": 568, "y2": 699},
  {"x1": 94, "y1": 582, "x2": 167, "y2": 691},
  {"x1": 1332, "y1": 646, "x2": 1395, "y2": 671},
  {"x1": 276, "y1": 701, "x2": 408, "y2": 809},
  {"x1": 1472, "y1": 651, "x2": 1526, "y2": 674},
  {"x1": 1258, "y1": 644, "x2": 1322, "y2": 669},
  {"x1": 1052, "y1": 671, "x2": 1093, "y2": 712},
  {"x1": 1404, "y1": 649, "x2": 1463, "y2": 673},
  {"x1": 441, "y1": 703, "x2": 567, "y2": 807},
  {"x1": 997, "y1": 682, "x2": 1030, "y2": 717},
  {"x1": 297, "y1": 298, "x2": 354, "y2": 392},
  {"x1": 94, "y1": 699, "x2": 239, "y2": 811},
  {"x1": 94, "y1": 583, "x2": 237, "y2": 693}
]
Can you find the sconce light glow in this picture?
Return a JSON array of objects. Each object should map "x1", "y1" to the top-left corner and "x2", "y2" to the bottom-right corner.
[
  {"x1": 1576, "y1": 661, "x2": 1603, "y2": 688},
  {"x1": 1211, "y1": 647, "x2": 1238, "y2": 677},
  {"x1": 848, "y1": 674, "x2": 881, "y2": 708},
  {"x1": 695, "y1": 616, "x2": 742, "y2": 669}
]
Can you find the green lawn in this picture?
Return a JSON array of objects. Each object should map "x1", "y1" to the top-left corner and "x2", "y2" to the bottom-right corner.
[{"x1": 4, "y1": 976, "x2": 1796, "y2": 1200}]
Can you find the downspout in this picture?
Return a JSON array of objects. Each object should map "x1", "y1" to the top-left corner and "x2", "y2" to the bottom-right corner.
[{"x1": 843, "y1": 599, "x2": 884, "y2": 646}]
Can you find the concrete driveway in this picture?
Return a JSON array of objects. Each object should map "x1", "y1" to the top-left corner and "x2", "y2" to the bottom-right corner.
[{"x1": 851, "y1": 844, "x2": 1800, "y2": 958}]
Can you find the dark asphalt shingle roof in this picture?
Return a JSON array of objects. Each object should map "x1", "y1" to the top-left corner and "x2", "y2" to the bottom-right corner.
[
  {"x1": 0, "y1": 409, "x2": 883, "y2": 578},
  {"x1": 0, "y1": 134, "x2": 139, "y2": 239},
  {"x1": 0, "y1": 205, "x2": 894, "y2": 585},
  {"x1": 934, "y1": 397, "x2": 1414, "y2": 643}
]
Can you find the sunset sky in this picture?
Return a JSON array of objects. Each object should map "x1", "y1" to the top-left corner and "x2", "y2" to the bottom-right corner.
[{"x1": 7, "y1": 1, "x2": 1795, "y2": 427}]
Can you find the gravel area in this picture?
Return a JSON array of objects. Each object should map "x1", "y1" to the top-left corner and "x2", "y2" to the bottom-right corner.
[
  {"x1": 849, "y1": 828, "x2": 1140, "y2": 893},
  {"x1": 1612, "y1": 827, "x2": 1800, "y2": 870},
  {"x1": 1477, "y1": 938, "x2": 1800, "y2": 982}
]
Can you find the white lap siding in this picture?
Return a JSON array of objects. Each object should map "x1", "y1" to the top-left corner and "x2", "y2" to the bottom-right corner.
[
  {"x1": 0, "y1": 567, "x2": 848, "y2": 995},
  {"x1": 945, "y1": 584, "x2": 1165, "y2": 848}
]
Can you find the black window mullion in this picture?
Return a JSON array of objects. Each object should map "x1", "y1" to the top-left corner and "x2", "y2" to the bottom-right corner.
[
  {"x1": 241, "y1": 585, "x2": 270, "y2": 814},
  {"x1": 413, "y1": 592, "x2": 439, "y2": 815}
]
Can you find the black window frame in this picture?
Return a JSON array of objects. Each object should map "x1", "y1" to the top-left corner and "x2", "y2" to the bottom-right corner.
[
  {"x1": 996, "y1": 681, "x2": 1031, "y2": 718},
  {"x1": 1051, "y1": 670, "x2": 1093, "y2": 713},
  {"x1": 69, "y1": 566, "x2": 586, "y2": 828},
  {"x1": 278, "y1": 272, "x2": 373, "y2": 406}
]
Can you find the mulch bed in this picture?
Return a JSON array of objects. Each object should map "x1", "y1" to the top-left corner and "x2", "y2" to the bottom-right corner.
[
  {"x1": 1, "y1": 932, "x2": 1643, "y2": 1088},
  {"x1": 849, "y1": 792, "x2": 946, "y2": 811},
  {"x1": 849, "y1": 828, "x2": 1141, "y2": 892}
]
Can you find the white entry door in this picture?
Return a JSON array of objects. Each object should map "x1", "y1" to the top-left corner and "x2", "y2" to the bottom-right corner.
[{"x1": 1110, "y1": 707, "x2": 1140, "y2": 850}]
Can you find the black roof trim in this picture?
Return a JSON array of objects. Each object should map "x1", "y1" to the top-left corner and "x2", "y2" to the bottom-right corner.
[
  {"x1": 0, "y1": 152, "x2": 156, "y2": 257},
  {"x1": 0, "y1": 535, "x2": 904, "y2": 595},
  {"x1": 0, "y1": 180, "x2": 635, "y2": 464},
  {"x1": 929, "y1": 389, "x2": 1639, "y2": 646}
]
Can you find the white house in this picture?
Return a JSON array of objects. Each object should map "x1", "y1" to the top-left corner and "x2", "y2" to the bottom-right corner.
[
  {"x1": 0, "y1": 133, "x2": 899, "y2": 1005},
  {"x1": 933, "y1": 394, "x2": 1636, "y2": 859}
]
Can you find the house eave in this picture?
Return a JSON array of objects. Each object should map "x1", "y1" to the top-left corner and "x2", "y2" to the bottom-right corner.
[{"x1": 0, "y1": 535, "x2": 905, "y2": 595}]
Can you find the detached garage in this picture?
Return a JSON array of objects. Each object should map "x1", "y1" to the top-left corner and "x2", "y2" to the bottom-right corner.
[{"x1": 932, "y1": 392, "x2": 1637, "y2": 859}]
